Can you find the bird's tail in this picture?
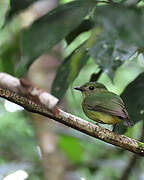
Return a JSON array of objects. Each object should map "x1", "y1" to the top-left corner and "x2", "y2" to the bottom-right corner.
[
  {"x1": 125, "y1": 117, "x2": 134, "y2": 127},
  {"x1": 122, "y1": 108, "x2": 133, "y2": 127}
]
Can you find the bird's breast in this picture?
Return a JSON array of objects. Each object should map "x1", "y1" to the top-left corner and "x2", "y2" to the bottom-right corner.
[{"x1": 82, "y1": 105, "x2": 121, "y2": 124}]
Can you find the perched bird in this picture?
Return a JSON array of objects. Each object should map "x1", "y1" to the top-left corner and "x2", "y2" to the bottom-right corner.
[{"x1": 74, "y1": 82, "x2": 132, "y2": 127}]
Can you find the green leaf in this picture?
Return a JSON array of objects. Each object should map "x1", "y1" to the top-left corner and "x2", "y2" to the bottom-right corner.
[
  {"x1": 0, "y1": 57, "x2": 14, "y2": 75},
  {"x1": 123, "y1": 0, "x2": 139, "y2": 5},
  {"x1": 65, "y1": 19, "x2": 94, "y2": 45},
  {"x1": 51, "y1": 45, "x2": 89, "y2": 100},
  {"x1": 88, "y1": 4, "x2": 144, "y2": 79},
  {"x1": 0, "y1": 0, "x2": 10, "y2": 28},
  {"x1": 0, "y1": 35, "x2": 20, "y2": 75},
  {"x1": 59, "y1": 135, "x2": 83, "y2": 164},
  {"x1": 17, "y1": 0, "x2": 95, "y2": 77},
  {"x1": 121, "y1": 73, "x2": 144, "y2": 124},
  {"x1": 93, "y1": 4, "x2": 144, "y2": 47},
  {"x1": 51, "y1": 56, "x2": 70, "y2": 100},
  {"x1": 89, "y1": 33, "x2": 136, "y2": 79},
  {"x1": 69, "y1": 46, "x2": 89, "y2": 84}
]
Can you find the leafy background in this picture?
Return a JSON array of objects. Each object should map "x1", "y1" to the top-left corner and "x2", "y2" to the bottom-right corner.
[{"x1": 0, "y1": 0, "x2": 144, "y2": 179}]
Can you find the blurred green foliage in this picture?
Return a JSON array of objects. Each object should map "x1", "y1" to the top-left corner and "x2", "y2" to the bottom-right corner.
[
  {"x1": 0, "y1": 0, "x2": 10, "y2": 28},
  {"x1": 52, "y1": 42, "x2": 89, "y2": 99},
  {"x1": 59, "y1": 135, "x2": 83, "y2": 164},
  {"x1": 1, "y1": 0, "x2": 144, "y2": 179},
  {"x1": 0, "y1": 101, "x2": 43, "y2": 179},
  {"x1": 17, "y1": 0, "x2": 95, "y2": 76}
]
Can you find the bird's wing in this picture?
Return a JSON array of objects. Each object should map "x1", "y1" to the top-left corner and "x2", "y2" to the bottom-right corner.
[{"x1": 83, "y1": 91, "x2": 132, "y2": 126}]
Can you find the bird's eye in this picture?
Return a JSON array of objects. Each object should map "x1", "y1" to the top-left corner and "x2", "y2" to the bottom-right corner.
[{"x1": 89, "y1": 86, "x2": 95, "y2": 90}]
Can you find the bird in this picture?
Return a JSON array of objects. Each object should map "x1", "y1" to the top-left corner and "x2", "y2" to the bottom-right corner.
[{"x1": 74, "y1": 82, "x2": 132, "y2": 128}]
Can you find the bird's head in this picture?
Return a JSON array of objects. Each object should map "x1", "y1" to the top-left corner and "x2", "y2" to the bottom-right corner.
[{"x1": 74, "y1": 82, "x2": 107, "y2": 97}]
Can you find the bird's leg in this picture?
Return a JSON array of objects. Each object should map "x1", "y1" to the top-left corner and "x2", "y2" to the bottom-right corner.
[
  {"x1": 94, "y1": 120, "x2": 102, "y2": 126},
  {"x1": 112, "y1": 124, "x2": 117, "y2": 132},
  {"x1": 95, "y1": 122, "x2": 99, "y2": 126}
]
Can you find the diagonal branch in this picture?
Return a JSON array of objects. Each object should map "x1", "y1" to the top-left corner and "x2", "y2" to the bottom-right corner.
[{"x1": 0, "y1": 73, "x2": 144, "y2": 156}]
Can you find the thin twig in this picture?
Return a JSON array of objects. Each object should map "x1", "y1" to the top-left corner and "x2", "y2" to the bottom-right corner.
[{"x1": 89, "y1": 69, "x2": 103, "y2": 82}]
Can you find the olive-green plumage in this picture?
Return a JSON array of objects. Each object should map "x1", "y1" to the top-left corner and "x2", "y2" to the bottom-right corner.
[{"x1": 74, "y1": 82, "x2": 132, "y2": 126}]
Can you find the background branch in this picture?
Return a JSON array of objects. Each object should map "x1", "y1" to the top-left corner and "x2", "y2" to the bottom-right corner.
[{"x1": 0, "y1": 73, "x2": 144, "y2": 156}]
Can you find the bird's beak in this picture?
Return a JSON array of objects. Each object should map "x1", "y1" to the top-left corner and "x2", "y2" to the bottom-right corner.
[{"x1": 74, "y1": 86, "x2": 84, "y2": 92}]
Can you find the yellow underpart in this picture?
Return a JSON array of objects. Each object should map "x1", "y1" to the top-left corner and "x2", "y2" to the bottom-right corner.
[{"x1": 84, "y1": 109, "x2": 121, "y2": 125}]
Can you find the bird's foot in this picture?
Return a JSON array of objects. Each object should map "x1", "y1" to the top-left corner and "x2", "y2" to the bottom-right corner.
[
  {"x1": 95, "y1": 122, "x2": 99, "y2": 126},
  {"x1": 112, "y1": 124, "x2": 117, "y2": 132}
]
